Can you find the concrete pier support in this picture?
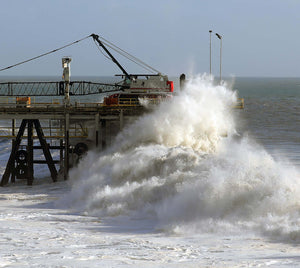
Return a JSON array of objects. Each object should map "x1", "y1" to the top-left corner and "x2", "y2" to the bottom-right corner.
[
  {"x1": 1, "y1": 119, "x2": 58, "y2": 186},
  {"x1": 101, "y1": 119, "x2": 106, "y2": 150},
  {"x1": 27, "y1": 120, "x2": 34, "y2": 185},
  {"x1": 0, "y1": 98, "x2": 147, "y2": 186},
  {"x1": 60, "y1": 139, "x2": 64, "y2": 173},
  {"x1": 95, "y1": 113, "x2": 100, "y2": 147},
  {"x1": 33, "y1": 120, "x2": 57, "y2": 182},
  {"x1": 120, "y1": 109, "x2": 124, "y2": 130},
  {"x1": 11, "y1": 139, "x2": 16, "y2": 183},
  {"x1": 1, "y1": 120, "x2": 27, "y2": 186},
  {"x1": 64, "y1": 113, "x2": 70, "y2": 180}
]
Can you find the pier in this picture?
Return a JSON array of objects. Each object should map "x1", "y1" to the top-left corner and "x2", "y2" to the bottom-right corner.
[
  {"x1": 0, "y1": 32, "x2": 175, "y2": 186},
  {"x1": 0, "y1": 81, "x2": 147, "y2": 186}
]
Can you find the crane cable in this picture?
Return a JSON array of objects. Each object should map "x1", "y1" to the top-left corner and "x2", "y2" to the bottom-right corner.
[
  {"x1": 93, "y1": 39, "x2": 155, "y2": 74},
  {"x1": 94, "y1": 35, "x2": 161, "y2": 74},
  {"x1": 0, "y1": 34, "x2": 161, "y2": 75},
  {"x1": 0, "y1": 35, "x2": 91, "y2": 72}
]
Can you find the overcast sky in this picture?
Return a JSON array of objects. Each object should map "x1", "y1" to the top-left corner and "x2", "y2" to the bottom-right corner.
[{"x1": 1, "y1": 0, "x2": 300, "y2": 77}]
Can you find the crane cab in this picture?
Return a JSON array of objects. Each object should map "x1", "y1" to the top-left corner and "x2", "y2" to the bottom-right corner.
[{"x1": 104, "y1": 74, "x2": 174, "y2": 106}]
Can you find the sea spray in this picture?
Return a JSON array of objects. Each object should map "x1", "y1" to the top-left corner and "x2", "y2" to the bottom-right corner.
[
  {"x1": 65, "y1": 75, "x2": 300, "y2": 242},
  {"x1": 156, "y1": 136, "x2": 300, "y2": 238},
  {"x1": 67, "y1": 74, "x2": 236, "y2": 210},
  {"x1": 109, "y1": 75, "x2": 237, "y2": 153}
]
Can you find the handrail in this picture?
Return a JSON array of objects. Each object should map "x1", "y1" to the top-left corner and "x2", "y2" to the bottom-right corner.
[
  {"x1": 0, "y1": 95, "x2": 245, "y2": 109},
  {"x1": 0, "y1": 125, "x2": 88, "y2": 138},
  {"x1": 0, "y1": 81, "x2": 123, "y2": 96}
]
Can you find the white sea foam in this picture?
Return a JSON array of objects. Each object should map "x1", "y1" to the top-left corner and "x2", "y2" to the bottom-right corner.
[{"x1": 66, "y1": 74, "x2": 300, "y2": 242}]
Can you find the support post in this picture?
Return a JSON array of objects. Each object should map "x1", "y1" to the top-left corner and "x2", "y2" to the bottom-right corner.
[
  {"x1": 64, "y1": 113, "x2": 70, "y2": 180},
  {"x1": 12, "y1": 119, "x2": 16, "y2": 137},
  {"x1": 1, "y1": 119, "x2": 59, "y2": 186},
  {"x1": 11, "y1": 139, "x2": 16, "y2": 183},
  {"x1": 33, "y1": 120, "x2": 57, "y2": 182},
  {"x1": 180, "y1": 74, "x2": 186, "y2": 91},
  {"x1": 95, "y1": 113, "x2": 100, "y2": 147},
  {"x1": 11, "y1": 119, "x2": 16, "y2": 182},
  {"x1": 27, "y1": 120, "x2": 34, "y2": 185},
  {"x1": 101, "y1": 119, "x2": 106, "y2": 150},
  {"x1": 59, "y1": 119, "x2": 64, "y2": 172},
  {"x1": 120, "y1": 109, "x2": 124, "y2": 130},
  {"x1": 65, "y1": 82, "x2": 70, "y2": 106},
  {"x1": 62, "y1": 57, "x2": 72, "y2": 107},
  {"x1": 1, "y1": 120, "x2": 27, "y2": 186},
  {"x1": 60, "y1": 139, "x2": 64, "y2": 171}
]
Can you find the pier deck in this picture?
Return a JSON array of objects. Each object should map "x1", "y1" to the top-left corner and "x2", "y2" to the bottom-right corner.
[
  {"x1": 0, "y1": 99, "x2": 147, "y2": 186},
  {"x1": 0, "y1": 102, "x2": 145, "y2": 120}
]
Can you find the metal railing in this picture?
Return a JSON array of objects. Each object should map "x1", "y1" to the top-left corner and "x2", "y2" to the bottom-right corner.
[
  {"x1": 105, "y1": 96, "x2": 245, "y2": 108},
  {"x1": 0, "y1": 81, "x2": 123, "y2": 96},
  {"x1": 0, "y1": 123, "x2": 88, "y2": 138},
  {"x1": 0, "y1": 97, "x2": 62, "y2": 108},
  {"x1": 103, "y1": 96, "x2": 171, "y2": 107}
]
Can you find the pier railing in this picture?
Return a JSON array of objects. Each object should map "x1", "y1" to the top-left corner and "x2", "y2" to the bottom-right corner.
[
  {"x1": 0, "y1": 121, "x2": 89, "y2": 138},
  {"x1": 0, "y1": 81, "x2": 123, "y2": 96}
]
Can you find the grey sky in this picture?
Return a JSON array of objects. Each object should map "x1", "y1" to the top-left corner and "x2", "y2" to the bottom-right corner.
[{"x1": 1, "y1": 0, "x2": 300, "y2": 77}]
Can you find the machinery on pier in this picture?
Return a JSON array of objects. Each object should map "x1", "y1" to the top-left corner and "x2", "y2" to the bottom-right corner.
[
  {"x1": 90, "y1": 34, "x2": 174, "y2": 107},
  {"x1": 0, "y1": 33, "x2": 174, "y2": 107}
]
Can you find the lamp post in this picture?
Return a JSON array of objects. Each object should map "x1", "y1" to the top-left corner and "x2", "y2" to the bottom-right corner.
[
  {"x1": 215, "y1": 33, "x2": 222, "y2": 81},
  {"x1": 209, "y1": 30, "x2": 212, "y2": 75}
]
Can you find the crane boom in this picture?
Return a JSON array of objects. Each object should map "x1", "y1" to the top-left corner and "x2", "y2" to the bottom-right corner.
[{"x1": 91, "y1": 34, "x2": 131, "y2": 81}]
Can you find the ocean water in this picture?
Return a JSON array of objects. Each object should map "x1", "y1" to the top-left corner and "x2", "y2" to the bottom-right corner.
[
  {"x1": 0, "y1": 75, "x2": 300, "y2": 267},
  {"x1": 234, "y1": 77, "x2": 300, "y2": 167}
]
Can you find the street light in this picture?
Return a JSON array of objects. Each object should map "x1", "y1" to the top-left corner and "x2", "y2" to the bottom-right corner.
[
  {"x1": 209, "y1": 30, "x2": 212, "y2": 75},
  {"x1": 215, "y1": 33, "x2": 222, "y2": 81}
]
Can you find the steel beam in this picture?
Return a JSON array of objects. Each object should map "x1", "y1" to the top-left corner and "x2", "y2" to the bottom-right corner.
[
  {"x1": 33, "y1": 120, "x2": 58, "y2": 182},
  {"x1": 1, "y1": 120, "x2": 27, "y2": 186}
]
